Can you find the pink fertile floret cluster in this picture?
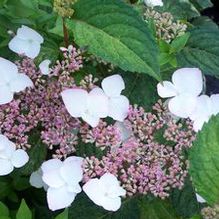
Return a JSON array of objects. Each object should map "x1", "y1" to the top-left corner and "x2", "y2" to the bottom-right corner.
[{"x1": 83, "y1": 101, "x2": 195, "y2": 198}]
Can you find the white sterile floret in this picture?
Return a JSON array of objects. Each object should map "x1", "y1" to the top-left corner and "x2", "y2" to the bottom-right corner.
[
  {"x1": 144, "y1": 0, "x2": 163, "y2": 7},
  {"x1": 29, "y1": 168, "x2": 48, "y2": 190},
  {"x1": 157, "y1": 68, "x2": 203, "y2": 118},
  {"x1": 189, "y1": 94, "x2": 219, "y2": 132},
  {"x1": 41, "y1": 156, "x2": 83, "y2": 211},
  {"x1": 83, "y1": 173, "x2": 126, "y2": 212},
  {"x1": 0, "y1": 57, "x2": 33, "y2": 105},
  {"x1": 0, "y1": 134, "x2": 29, "y2": 176},
  {"x1": 196, "y1": 193, "x2": 206, "y2": 203},
  {"x1": 9, "y1": 25, "x2": 44, "y2": 59},
  {"x1": 101, "y1": 74, "x2": 129, "y2": 122},
  {"x1": 114, "y1": 121, "x2": 132, "y2": 143},
  {"x1": 61, "y1": 88, "x2": 108, "y2": 127},
  {"x1": 39, "y1": 59, "x2": 51, "y2": 75}
]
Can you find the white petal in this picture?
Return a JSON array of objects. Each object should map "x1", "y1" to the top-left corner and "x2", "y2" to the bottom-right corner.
[
  {"x1": 114, "y1": 122, "x2": 132, "y2": 142},
  {"x1": 9, "y1": 74, "x2": 33, "y2": 93},
  {"x1": 108, "y1": 96, "x2": 129, "y2": 121},
  {"x1": 210, "y1": 94, "x2": 219, "y2": 115},
  {"x1": 82, "y1": 113, "x2": 100, "y2": 128},
  {"x1": 193, "y1": 118, "x2": 208, "y2": 132},
  {"x1": 29, "y1": 169, "x2": 44, "y2": 189},
  {"x1": 41, "y1": 159, "x2": 64, "y2": 188},
  {"x1": 41, "y1": 159, "x2": 63, "y2": 173},
  {"x1": 25, "y1": 41, "x2": 41, "y2": 59},
  {"x1": 189, "y1": 95, "x2": 212, "y2": 121},
  {"x1": 61, "y1": 89, "x2": 88, "y2": 118},
  {"x1": 168, "y1": 94, "x2": 198, "y2": 118},
  {"x1": 47, "y1": 186, "x2": 76, "y2": 211},
  {"x1": 172, "y1": 68, "x2": 203, "y2": 96},
  {"x1": 102, "y1": 196, "x2": 122, "y2": 212},
  {"x1": 17, "y1": 25, "x2": 44, "y2": 43},
  {"x1": 8, "y1": 37, "x2": 31, "y2": 57},
  {"x1": 88, "y1": 87, "x2": 109, "y2": 118},
  {"x1": 42, "y1": 170, "x2": 65, "y2": 188},
  {"x1": 157, "y1": 81, "x2": 177, "y2": 98},
  {"x1": 11, "y1": 149, "x2": 29, "y2": 168},
  {"x1": 39, "y1": 59, "x2": 51, "y2": 75},
  {"x1": 0, "y1": 141, "x2": 16, "y2": 159},
  {"x1": 0, "y1": 85, "x2": 14, "y2": 105},
  {"x1": 0, "y1": 57, "x2": 18, "y2": 83},
  {"x1": 0, "y1": 134, "x2": 9, "y2": 150},
  {"x1": 101, "y1": 74, "x2": 125, "y2": 97},
  {"x1": 144, "y1": 0, "x2": 163, "y2": 7},
  {"x1": 60, "y1": 159, "x2": 83, "y2": 187},
  {"x1": 83, "y1": 178, "x2": 105, "y2": 207},
  {"x1": 196, "y1": 193, "x2": 206, "y2": 203},
  {"x1": 64, "y1": 156, "x2": 83, "y2": 166},
  {"x1": 100, "y1": 173, "x2": 126, "y2": 197},
  {"x1": 0, "y1": 159, "x2": 14, "y2": 176}
]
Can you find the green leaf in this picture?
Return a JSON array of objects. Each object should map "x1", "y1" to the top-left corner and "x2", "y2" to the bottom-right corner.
[
  {"x1": 177, "y1": 23, "x2": 219, "y2": 77},
  {"x1": 55, "y1": 209, "x2": 68, "y2": 219},
  {"x1": 121, "y1": 72, "x2": 158, "y2": 110},
  {"x1": 162, "y1": 0, "x2": 199, "y2": 20},
  {"x1": 16, "y1": 199, "x2": 32, "y2": 219},
  {"x1": 0, "y1": 202, "x2": 9, "y2": 217},
  {"x1": 20, "y1": 142, "x2": 47, "y2": 175},
  {"x1": 190, "y1": 0, "x2": 213, "y2": 10},
  {"x1": 139, "y1": 197, "x2": 180, "y2": 219},
  {"x1": 170, "y1": 33, "x2": 190, "y2": 54},
  {"x1": 189, "y1": 115, "x2": 219, "y2": 204},
  {"x1": 68, "y1": 0, "x2": 160, "y2": 80},
  {"x1": 170, "y1": 177, "x2": 200, "y2": 218}
]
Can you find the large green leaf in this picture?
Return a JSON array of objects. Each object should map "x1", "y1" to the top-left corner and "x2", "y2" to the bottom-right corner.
[
  {"x1": 121, "y1": 71, "x2": 158, "y2": 110},
  {"x1": 55, "y1": 209, "x2": 68, "y2": 219},
  {"x1": 162, "y1": 0, "x2": 199, "y2": 20},
  {"x1": 162, "y1": 0, "x2": 212, "y2": 20},
  {"x1": 140, "y1": 197, "x2": 180, "y2": 219},
  {"x1": 170, "y1": 177, "x2": 200, "y2": 218},
  {"x1": 67, "y1": 0, "x2": 160, "y2": 80},
  {"x1": 177, "y1": 22, "x2": 219, "y2": 77},
  {"x1": 16, "y1": 199, "x2": 32, "y2": 219},
  {"x1": 69, "y1": 194, "x2": 180, "y2": 219},
  {"x1": 189, "y1": 115, "x2": 219, "y2": 205}
]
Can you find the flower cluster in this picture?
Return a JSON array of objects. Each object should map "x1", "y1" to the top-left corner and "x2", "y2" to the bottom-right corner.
[
  {"x1": 83, "y1": 101, "x2": 195, "y2": 198},
  {"x1": 144, "y1": 8, "x2": 187, "y2": 42}
]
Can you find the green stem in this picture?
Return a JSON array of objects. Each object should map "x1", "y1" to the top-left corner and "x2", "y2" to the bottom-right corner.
[{"x1": 62, "y1": 17, "x2": 69, "y2": 47}]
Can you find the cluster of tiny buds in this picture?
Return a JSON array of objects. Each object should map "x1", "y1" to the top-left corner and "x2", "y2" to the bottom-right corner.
[
  {"x1": 201, "y1": 205, "x2": 219, "y2": 219},
  {"x1": 53, "y1": 0, "x2": 77, "y2": 18},
  {"x1": 144, "y1": 8, "x2": 187, "y2": 42}
]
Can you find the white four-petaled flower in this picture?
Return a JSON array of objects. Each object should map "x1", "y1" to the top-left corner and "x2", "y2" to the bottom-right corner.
[
  {"x1": 9, "y1": 25, "x2": 44, "y2": 59},
  {"x1": 39, "y1": 59, "x2": 51, "y2": 75},
  {"x1": 61, "y1": 88, "x2": 109, "y2": 127},
  {"x1": 83, "y1": 173, "x2": 126, "y2": 211},
  {"x1": 189, "y1": 94, "x2": 219, "y2": 132},
  {"x1": 0, "y1": 134, "x2": 29, "y2": 176},
  {"x1": 157, "y1": 68, "x2": 203, "y2": 118},
  {"x1": 0, "y1": 57, "x2": 33, "y2": 105},
  {"x1": 144, "y1": 0, "x2": 163, "y2": 7},
  {"x1": 41, "y1": 156, "x2": 83, "y2": 211},
  {"x1": 101, "y1": 75, "x2": 129, "y2": 122},
  {"x1": 61, "y1": 74, "x2": 129, "y2": 127}
]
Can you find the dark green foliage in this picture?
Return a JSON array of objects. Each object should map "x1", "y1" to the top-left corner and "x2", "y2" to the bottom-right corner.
[{"x1": 67, "y1": 0, "x2": 160, "y2": 80}]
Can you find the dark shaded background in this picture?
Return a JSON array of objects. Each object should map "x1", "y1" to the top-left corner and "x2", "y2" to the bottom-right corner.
[{"x1": 202, "y1": 0, "x2": 219, "y2": 95}]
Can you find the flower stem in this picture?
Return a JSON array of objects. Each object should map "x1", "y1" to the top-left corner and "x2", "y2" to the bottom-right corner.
[{"x1": 62, "y1": 17, "x2": 69, "y2": 47}]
